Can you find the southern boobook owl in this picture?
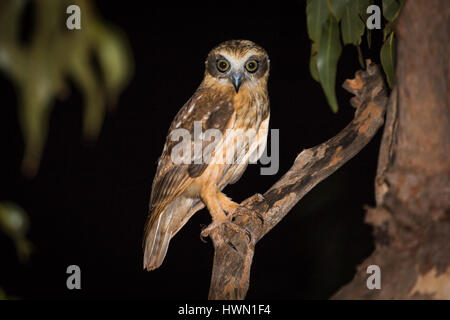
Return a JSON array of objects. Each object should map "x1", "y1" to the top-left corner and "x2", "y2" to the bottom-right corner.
[{"x1": 143, "y1": 40, "x2": 270, "y2": 271}]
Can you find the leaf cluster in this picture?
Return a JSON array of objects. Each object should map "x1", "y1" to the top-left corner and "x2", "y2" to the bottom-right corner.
[
  {"x1": 307, "y1": 0, "x2": 404, "y2": 112},
  {"x1": 0, "y1": 0, "x2": 134, "y2": 176}
]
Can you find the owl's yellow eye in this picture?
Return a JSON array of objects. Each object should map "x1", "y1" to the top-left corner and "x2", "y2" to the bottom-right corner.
[
  {"x1": 216, "y1": 59, "x2": 230, "y2": 72},
  {"x1": 245, "y1": 60, "x2": 259, "y2": 73}
]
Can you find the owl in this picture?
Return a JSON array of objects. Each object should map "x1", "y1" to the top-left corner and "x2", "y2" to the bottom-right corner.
[{"x1": 143, "y1": 40, "x2": 270, "y2": 271}]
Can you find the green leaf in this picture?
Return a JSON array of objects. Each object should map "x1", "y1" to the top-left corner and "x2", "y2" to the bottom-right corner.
[
  {"x1": 317, "y1": 16, "x2": 342, "y2": 113},
  {"x1": 0, "y1": 1, "x2": 134, "y2": 176},
  {"x1": 306, "y1": 0, "x2": 330, "y2": 43},
  {"x1": 309, "y1": 42, "x2": 320, "y2": 82},
  {"x1": 341, "y1": 1, "x2": 365, "y2": 46},
  {"x1": 357, "y1": 0, "x2": 372, "y2": 25},
  {"x1": 0, "y1": 202, "x2": 32, "y2": 262},
  {"x1": 380, "y1": 32, "x2": 396, "y2": 88},
  {"x1": 358, "y1": 0, "x2": 372, "y2": 17},
  {"x1": 383, "y1": 21, "x2": 395, "y2": 40},
  {"x1": 328, "y1": 0, "x2": 350, "y2": 21},
  {"x1": 94, "y1": 25, "x2": 134, "y2": 105},
  {"x1": 383, "y1": 0, "x2": 401, "y2": 21}
]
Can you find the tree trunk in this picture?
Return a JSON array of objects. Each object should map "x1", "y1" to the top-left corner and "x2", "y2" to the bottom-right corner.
[{"x1": 333, "y1": 0, "x2": 450, "y2": 299}]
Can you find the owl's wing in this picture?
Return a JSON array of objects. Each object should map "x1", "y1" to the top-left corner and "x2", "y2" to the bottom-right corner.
[
  {"x1": 144, "y1": 87, "x2": 236, "y2": 270},
  {"x1": 149, "y1": 87, "x2": 236, "y2": 214}
]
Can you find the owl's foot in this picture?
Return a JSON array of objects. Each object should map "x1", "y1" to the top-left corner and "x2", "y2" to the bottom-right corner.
[
  {"x1": 200, "y1": 218, "x2": 252, "y2": 243},
  {"x1": 200, "y1": 186, "x2": 251, "y2": 241},
  {"x1": 238, "y1": 207, "x2": 265, "y2": 226},
  {"x1": 217, "y1": 192, "x2": 240, "y2": 215},
  {"x1": 200, "y1": 220, "x2": 223, "y2": 238}
]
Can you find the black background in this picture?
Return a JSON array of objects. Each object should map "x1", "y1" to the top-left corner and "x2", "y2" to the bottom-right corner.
[{"x1": 0, "y1": 1, "x2": 384, "y2": 299}]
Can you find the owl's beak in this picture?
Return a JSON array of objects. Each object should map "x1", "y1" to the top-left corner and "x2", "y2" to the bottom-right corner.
[{"x1": 231, "y1": 73, "x2": 243, "y2": 93}]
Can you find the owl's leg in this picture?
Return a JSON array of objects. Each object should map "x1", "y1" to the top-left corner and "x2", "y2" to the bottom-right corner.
[
  {"x1": 200, "y1": 184, "x2": 227, "y2": 223},
  {"x1": 219, "y1": 192, "x2": 263, "y2": 225},
  {"x1": 200, "y1": 185, "x2": 250, "y2": 240},
  {"x1": 217, "y1": 192, "x2": 239, "y2": 214}
]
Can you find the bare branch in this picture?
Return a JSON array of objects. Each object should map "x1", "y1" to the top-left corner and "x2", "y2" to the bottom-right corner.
[{"x1": 206, "y1": 61, "x2": 389, "y2": 300}]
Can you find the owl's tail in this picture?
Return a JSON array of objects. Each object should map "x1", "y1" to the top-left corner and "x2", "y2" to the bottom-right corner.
[
  {"x1": 143, "y1": 205, "x2": 173, "y2": 271},
  {"x1": 143, "y1": 197, "x2": 201, "y2": 271}
]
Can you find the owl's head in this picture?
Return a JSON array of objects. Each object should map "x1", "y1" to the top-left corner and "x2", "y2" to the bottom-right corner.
[{"x1": 205, "y1": 40, "x2": 270, "y2": 93}]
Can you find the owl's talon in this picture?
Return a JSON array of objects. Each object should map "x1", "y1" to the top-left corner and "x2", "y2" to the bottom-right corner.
[
  {"x1": 199, "y1": 232, "x2": 208, "y2": 243},
  {"x1": 241, "y1": 226, "x2": 252, "y2": 243},
  {"x1": 236, "y1": 206, "x2": 265, "y2": 226},
  {"x1": 199, "y1": 224, "x2": 209, "y2": 242},
  {"x1": 224, "y1": 205, "x2": 239, "y2": 215},
  {"x1": 200, "y1": 219, "x2": 252, "y2": 244},
  {"x1": 224, "y1": 220, "x2": 252, "y2": 243},
  {"x1": 256, "y1": 212, "x2": 264, "y2": 226},
  {"x1": 226, "y1": 240, "x2": 238, "y2": 251},
  {"x1": 200, "y1": 220, "x2": 222, "y2": 238}
]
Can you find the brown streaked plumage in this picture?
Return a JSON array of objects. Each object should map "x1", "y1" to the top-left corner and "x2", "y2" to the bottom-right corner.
[{"x1": 143, "y1": 40, "x2": 270, "y2": 271}]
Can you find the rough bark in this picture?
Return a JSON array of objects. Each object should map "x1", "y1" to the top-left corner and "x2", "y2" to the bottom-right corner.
[
  {"x1": 206, "y1": 61, "x2": 389, "y2": 299},
  {"x1": 333, "y1": 0, "x2": 450, "y2": 299}
]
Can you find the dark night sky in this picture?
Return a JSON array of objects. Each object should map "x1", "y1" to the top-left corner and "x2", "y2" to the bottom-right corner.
[{"x1": 0, "y1": 1, "x2": 384, "y2": 299}]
